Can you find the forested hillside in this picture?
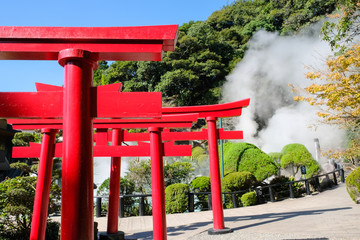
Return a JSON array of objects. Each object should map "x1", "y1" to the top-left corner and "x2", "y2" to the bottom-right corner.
[{"x1": 94, "y1": 0, "x2": 338, "y2": 106}]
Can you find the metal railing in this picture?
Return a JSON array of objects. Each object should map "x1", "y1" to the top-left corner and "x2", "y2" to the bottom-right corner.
[{"x1": 94, "y1": 168, "x2": 345, "y2": 217}]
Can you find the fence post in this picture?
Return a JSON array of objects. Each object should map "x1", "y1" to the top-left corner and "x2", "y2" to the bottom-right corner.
[
  {"x1": 333, "y1": 172, "x2": 338, "y2": 185},
  {"x1": 326, "y1": 174, "x2": 333, "y2": 188},
  {"x1": 139, "y1": 196, "x2": 145, "y2": 216},
  {"x1": 269, "y1": 186, "x2": 275, "y2": 202},
  {"x1": 231, "y1": 193, "x2": 238, "y2": 208},
  {"x1": 96, "y1": 197, "x2": 102, "y2": 218},
  {"x1": 340, "y1": 169, "x2": 345, "y2": 183},
  {"x1": 289, "y1": 183, "x2": 294, "y2": 198},
  {"x1": 305, "y1": 180, "x2": 311, "y2": 195},
  {"x1": 119, "y1": 196, "x2": 124, "y2": 218},
  {"x1": 208, "y1": 194, "x2": 212, "y2": 210},
  {"x1": 188, "y1": 193, "x2": 194, "y2": 212},
  {"x1": 316, "y1": 177, "x2": 322, "y2": 192}
]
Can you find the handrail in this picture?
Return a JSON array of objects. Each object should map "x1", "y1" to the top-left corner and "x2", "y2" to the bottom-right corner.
[{"x1": 94, "y1": 168, "x2": 345, "y2": 217}]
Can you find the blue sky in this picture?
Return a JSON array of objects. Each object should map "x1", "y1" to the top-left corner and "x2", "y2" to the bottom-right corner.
[{"x1": 0, "y1": 0, "x2": 230, "y2": 92}]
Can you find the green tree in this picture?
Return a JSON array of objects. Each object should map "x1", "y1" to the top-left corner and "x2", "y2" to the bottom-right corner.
[
  {"x1": 191, "y1": 146, "x2": 208, "y2": 167},
  {"x1": 126, "y1": 159, "x2": 195, "y2": 192},
  {"x1": 96, "y1": 176, "x2": 139, "y2": 216},
  {"x1": 126, "y1": 159, "x2": 152, "y2": 194},
  {"x1": 280, "y1": 143, "x2": 320, "y2": 178},
  {"x1": 164, "y1": 162, "x2": 194, "y2": 187},
  {"x1": 223, "y1": 142, "x2": 278, "y2": 181},
  {"x1": 96, "y1": 176, "x2": 136, "y2": 196},
  {"x1": 12, "y1": 131, "x2": 41, "y2": 147},
  {"x1": 321, "y1": 0, "x2": 360, "y2": 52},
  {"x1": 295, "y1": 43, "x2": 360, "y2": 166},
  {"x1": 92, "y1": 0, "x2": 338, "y2": 108}
]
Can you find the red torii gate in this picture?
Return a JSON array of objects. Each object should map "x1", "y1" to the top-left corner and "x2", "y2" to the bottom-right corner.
[
  {"x1": 10, "y1": 112, "x2": 198, "y2": 240},
  {"x1": 0, "y1": 25, "x2": 250, "y2": 240},
  {"x1": 0, "y1": 25, "x2": 178, "y2": 240},
  {"x1": 9, "y1": 93, "x2": 250, "y2": 238}
]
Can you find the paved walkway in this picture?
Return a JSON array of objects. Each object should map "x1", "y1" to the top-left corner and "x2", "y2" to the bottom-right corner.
[{"x1": 94, "y1": 183, "x2": 360, "y2": 240}]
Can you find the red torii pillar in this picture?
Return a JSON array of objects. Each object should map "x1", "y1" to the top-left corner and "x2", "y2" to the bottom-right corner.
[
  {"x1": 60, "y1": 48, "x2": 98, "y2": 240},
  {"x1": 30, "y1": 128, "x2": 58, "y2": 240},
  {"x1": 107, "y1": 129, "x2": 123, "y2": 236},
  {"x1": 0, "y1": 25, "x2": 178, "y2": 240},
  {"x1": 162, "y1": 98, "x2": 250, "y2": 234},
  {"x1": 9, "y1": 112, "x2": 197, "y2": 240}
]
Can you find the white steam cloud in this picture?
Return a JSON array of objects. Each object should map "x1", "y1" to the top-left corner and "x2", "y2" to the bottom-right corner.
[{"x1": 222, "y1": 25, "x2": 346, "y2": 164}]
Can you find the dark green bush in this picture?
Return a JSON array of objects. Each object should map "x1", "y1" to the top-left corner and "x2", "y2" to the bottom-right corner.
[
  {"x1": 281, "y1": 143, "x2": 320, "y2": 178},
  {"x1": 0, "y1": 176, "x2": 61, "y2": 240},
  {"x1": 222, "y1": 171, "x2": 257, "y2": 208},
  {"x1": 270, "y1": 176, "x2": 292, "y2": 200},
  {"x1": 165, "y1": 183, "x2": 190, "y2": 214},
  {"x1": 346, "y1": 166, "x2": 360, "y2": 204},
  {"x1": 240, "y1": 191, "x2": 257, "y2": 207},
  {"x1": 190, "y1": 176, "x2": 211, "y2": 210},
  {"x1": 45, "y1": 220, "x2": 60, "y2": 240},
  {"x1": 96, "y1": 176, "x2": 138, "y2": 216},
  {"x1": 269, "y1": 176, "x2": 304, "y2": 199},
  {"x1": 223, "y1": 142, "x2": 278, "y2": 181}
]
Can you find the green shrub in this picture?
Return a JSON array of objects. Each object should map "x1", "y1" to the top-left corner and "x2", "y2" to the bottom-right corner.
[
  {"x1": 165, "y1": 183, "x2": 190, "y2": 214},
  {"x1": 222, "y1": 171, "x2": 257, "y2": 192},
  {"x1": 190, "y1": 176, "x2": 211, "y2": 210},
  {"x1": 223, "y1": 142, "x2": 278, "y2": 181},
  {"x1": 269, "y1": 176, "x2": 304, "y2": 199},
  {"x1": 45, "y1": 220, "x2": 60, "y2": 240},
  {"x1": 222, "y1": 171, "x2": 257, "y2": 208},
  {"x1": 223, "y1": 142, "x2": 255, "y2": 173},
  {"x1": 241, "y1": 191, "x2": 257, "y2": 207},
  {"x1": 0, "y1": 176, "x2": 61, "y2": 240},
  {"x1": 280, "y1": 143, "x2": 320, "y2": 178},
  {"x1": 346, "y1": 166, "x2": 360, "y2": 204},
  {"x1": 96, "y1": 176, "x2": 137, "y2": 216}
]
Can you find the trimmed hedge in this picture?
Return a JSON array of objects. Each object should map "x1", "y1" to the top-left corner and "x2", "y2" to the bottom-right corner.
[
  {"x1": 165, "y1": 183, "x2": 190, "y2": 214},
  {"x1": 346, "y1": 166, "x2": 360, "y2": 204},
  {"x1": 222, "y1": 171, "x2": 257, "y2": 208},
  {"x1": 223, "y1": 142, "x2": 278, "y2": 181},
  {"x1": 241, "y1": 191, "x2": 257, "y2": 207},
  {"x1": 280, "y1": 143, "x2": 320, "y2": 178},
  {"x1": 190, "y1": 176, "x2": 211, "y2": 210}
]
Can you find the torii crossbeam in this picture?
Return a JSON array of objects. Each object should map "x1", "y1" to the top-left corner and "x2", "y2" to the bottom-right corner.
[
  {"x1": 1, "y1": 25, "x2": 250, "y2": 240},
  {"x1": 0, "y1": 25, "x2": 178, "y2": 240}
]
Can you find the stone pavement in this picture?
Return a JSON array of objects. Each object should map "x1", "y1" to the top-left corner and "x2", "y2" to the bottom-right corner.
[{"x1": 94, "y1": 183, "x2": 360, "y2": 240}]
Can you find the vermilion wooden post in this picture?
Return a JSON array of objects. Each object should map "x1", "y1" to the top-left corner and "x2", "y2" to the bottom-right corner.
[
  {"x1": 59, "y1": 49, "x2": 98, "y2": 240},
  {"x1": 105, "y1": 128, "x2": 124, "y2": 238},
  {"x1": 30, "y1": 128, "x2": 58, "y2": 240},
  {"x1": 149, "y1": 127, "x2": 167, "y2": 240},
  {"x1": 206, "y1": 117, "x2": 232, "y2": 235}
]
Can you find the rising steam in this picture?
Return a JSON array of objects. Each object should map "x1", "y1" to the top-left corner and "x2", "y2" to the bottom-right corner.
[{"x1": 222, "y1": 24, "x2": 346, "y2": 164}]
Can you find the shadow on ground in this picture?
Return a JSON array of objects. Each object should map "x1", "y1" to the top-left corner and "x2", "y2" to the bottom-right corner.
[{"x1": 124, "y1": 207, "x2": 351, "y2": 239}]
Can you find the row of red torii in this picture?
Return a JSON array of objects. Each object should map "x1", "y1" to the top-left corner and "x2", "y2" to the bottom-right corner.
[{"x1": 0, "y1": 25, "x2": 250, "y2": 240}]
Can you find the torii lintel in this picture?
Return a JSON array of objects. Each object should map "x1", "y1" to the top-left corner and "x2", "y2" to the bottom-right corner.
[{"x1": 0, "y1": 25, "x2": 178, "y2": 61}]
